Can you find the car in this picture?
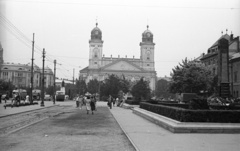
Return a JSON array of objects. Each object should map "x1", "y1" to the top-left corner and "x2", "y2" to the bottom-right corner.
[{"x1": 44, "y1": 94, "x2": 52, "y2": 101}]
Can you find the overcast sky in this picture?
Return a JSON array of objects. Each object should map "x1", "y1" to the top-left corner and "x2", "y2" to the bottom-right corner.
[{"x1": 0, "y1": 0, "x2": 240, "y2": 80}]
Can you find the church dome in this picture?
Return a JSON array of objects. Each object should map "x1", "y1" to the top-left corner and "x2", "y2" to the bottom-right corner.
[
  {"x1": 91, "y1": 23, "x2": 102, "y2": 40},
  {"x1": 142, "y1": 25, "x2": 153, "y2": 43}
]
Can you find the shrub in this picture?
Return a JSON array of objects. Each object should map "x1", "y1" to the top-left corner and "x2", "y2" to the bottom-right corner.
[
  {"x1": 125, "y1": 100, "x2": 140, "y2": 105},
  {"x1": 140, "y1": 102, "x2": 240, "y2": 123},
  {"x1": 188, "y1": 98, "x2": 209, "y2": 110}
]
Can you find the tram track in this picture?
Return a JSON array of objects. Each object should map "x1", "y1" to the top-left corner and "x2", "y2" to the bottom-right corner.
[{"x1": 0, "y1": 106, "x2": 68, "y2": 136}]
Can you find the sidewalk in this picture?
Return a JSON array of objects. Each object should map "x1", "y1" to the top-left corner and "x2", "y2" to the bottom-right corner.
[{"x1": 110, "y1": 105, "x2": 240, "y2": 151}]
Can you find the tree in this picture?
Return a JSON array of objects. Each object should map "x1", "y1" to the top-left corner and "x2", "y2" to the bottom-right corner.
[
  {"x1": 169, "y1": 58, "x2": 214, "y2": 94},
  {"x1": 131, "y1": 78, "x2": 151, "y2": 101},
  {"x1": 0, "y1": 79, "x2": 15, "y2": 97},
  {"x1": 87, "y1": 79, "x2": 99, "y2": 94},
  {"x1": 45, "y1": 86, "x2": 54, "y2": 96},
  {"x1": 119, "y1": 75, "x2": 130, "y2": 93},
  {"x1": 76, "y1": 79, "x2": 87, "y2": 95},
  {"x1": 100, "y1": 74, "x2": 120, "y2": 98},
  {"x1": 155, "y1": 79, "x2": 175, "y2": 99}
]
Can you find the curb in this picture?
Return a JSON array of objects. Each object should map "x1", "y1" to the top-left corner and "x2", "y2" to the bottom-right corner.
[
  {"x1": 109, "y1": 107, "x2": 140, "y2": 151},
  {"x1": 133, "y1": 107, "x2": 240, "y2": 133},
  {"x1": 0, "y1": 104, "x2": 60, "y2": 118}
]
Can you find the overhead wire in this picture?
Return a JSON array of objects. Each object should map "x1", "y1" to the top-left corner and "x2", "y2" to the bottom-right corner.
[
  {"x1": 1, "y1": 0, "x2": 239, "y2": 10},
  {"x1": 0, "y1": 12, "x2": 79, "y2": 75}
]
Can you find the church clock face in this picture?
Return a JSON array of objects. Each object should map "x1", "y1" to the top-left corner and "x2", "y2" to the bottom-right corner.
[{"x1": 146, "y1": 50, "x2": 151, "y2": 54}]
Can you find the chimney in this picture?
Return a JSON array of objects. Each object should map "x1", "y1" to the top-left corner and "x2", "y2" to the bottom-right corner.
[
  {"x1": 118, "y1": 55, "x2": 120, "y2": 58},
  {"x1": 230, "y1": 32, "x2": 233, "y2": 41}
]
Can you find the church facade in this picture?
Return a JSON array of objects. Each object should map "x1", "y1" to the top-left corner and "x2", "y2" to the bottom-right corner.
[{"x1": 79, "y1": 23, "x2": 157, "y2": 91}]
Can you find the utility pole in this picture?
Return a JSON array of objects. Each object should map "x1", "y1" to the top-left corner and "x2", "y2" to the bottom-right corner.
[
  {"x1": 73, "y1": 68, "x2": 75, "y2": 85},
  {"x1": 30, "y1": 33, "x2": 34, "y2": 104},
  {"x1": 41, "y1": 48, "x2": 45, "y2": 107},
  {"x1": 53, "y1": 60, "x2": 56, "y2": 104}
]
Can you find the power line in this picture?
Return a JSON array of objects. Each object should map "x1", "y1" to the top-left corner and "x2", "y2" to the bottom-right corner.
[{"x1": 1, "y1": 0, "x2": 239, "y2": 10}]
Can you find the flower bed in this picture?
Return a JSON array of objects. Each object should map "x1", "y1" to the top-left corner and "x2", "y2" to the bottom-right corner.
[{"x1": 140, "y1": 102, "x2": 240, "y2": 123}]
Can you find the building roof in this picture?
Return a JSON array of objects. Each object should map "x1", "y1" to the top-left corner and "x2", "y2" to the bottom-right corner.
[
  {"x1": 80, "y1": 66, "x2": 89, "y2": 72},
  {"x1": 230, "y1": 52, "x2": 240, "y2": 62},
  {"x1": 200, "y1": 52, "x2": 218, "y2": 60},
  {"x1": 142, "y1": 25, "x2": 153, "y2": 37},
  {"x1": 210, "y1": 34, "x2": 230, "y2": 48}
]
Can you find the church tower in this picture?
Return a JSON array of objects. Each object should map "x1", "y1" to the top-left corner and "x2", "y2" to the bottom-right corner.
[
  {"x1": 140, "y1": 25, "x2": 155, "y2": 71},
  {"x1": 89, "y1": 23, "x2": 103, "y2": 69}
]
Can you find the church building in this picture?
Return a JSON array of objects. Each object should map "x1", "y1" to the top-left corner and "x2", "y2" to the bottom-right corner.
[{"x1": 80, "y1": 23, "x2": 157, "y2": 91}]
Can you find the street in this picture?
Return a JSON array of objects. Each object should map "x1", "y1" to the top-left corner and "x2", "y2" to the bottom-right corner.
[{"x1": 0, "y1": 103, "x2": 135, "y2": 151}]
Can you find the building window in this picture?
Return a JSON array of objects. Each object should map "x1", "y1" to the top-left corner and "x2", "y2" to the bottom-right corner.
[
  {"x1": 147, "y1": 64, "x2": 150, "y2": 66},
  {"x1": 3, "y1": 72, "x2": 8, "y2": 76},
  {"x1": 18, "y1": 73, "x2": 23, "y2": 77},
  {"x1": 94, "y1": 62, "x2": 97, "y2": 64},
  {"x1": 234, "y1": 71, "x2": 238, "y2": 82}
]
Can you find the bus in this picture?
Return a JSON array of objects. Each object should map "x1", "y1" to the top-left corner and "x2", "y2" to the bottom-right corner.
[
  {"x1": 56, "y1": 91, "x2": 65, "y2": 101},
  {"x1": 32, "y1": 89, "x2": 41, "y2": 100},
  {"x1": 12, "y1": 89, "x2": 27, "y2": 100}
]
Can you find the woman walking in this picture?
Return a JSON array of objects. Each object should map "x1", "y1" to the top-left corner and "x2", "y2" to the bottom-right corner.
[
  {"x1": 85, "y1": 95, "x2": 91, "y2": 114},
  {"x1": 79, "y1": 95, "x2": 84, "y2": 109}
]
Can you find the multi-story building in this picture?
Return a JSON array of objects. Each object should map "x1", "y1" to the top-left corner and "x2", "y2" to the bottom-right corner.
[
  {"x1": 0, "y1": 42, "x2": 54, "y2": 88},
  {"x1": 230, "y1": 52, "x2": 240, "y2": 98},
  {"x1": 200, "y1": 32, "x2": 240, "y2": 97},
  {"x1": 80, "y1": 23, "x2": 157, "y2": 91}
]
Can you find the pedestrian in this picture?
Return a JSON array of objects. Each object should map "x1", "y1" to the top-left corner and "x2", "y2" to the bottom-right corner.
[
  {"x1": 108, "y1": 95, "x2": 113, "y2": 109},
  {"x1": 93, "y1": 95, "x2": 97, "y2": 111},
  {"x1": 16, "y1": 93, "x2": 20, "y2": 107},
  {"x1": 79, "y1": 95, "x2": 84, "y2": 109},
  {"x1": 25, "y1": 95, "x2": 30, "y2": 105},
  {"x1": 116, "y1": 98, "x2": 119, "y2": 106},
  {"x1": 85, "y1": 95, "x2": 91, "y2": 114},
  {"x1": 76, "y1": 95, "x2": 80, "y2": 108},
  {"x1": 90, "y1": 96, "x2": 96, "y2": 114},
  {"x1": 113, "y1": 98, "x2": 116, "y2": 107}
]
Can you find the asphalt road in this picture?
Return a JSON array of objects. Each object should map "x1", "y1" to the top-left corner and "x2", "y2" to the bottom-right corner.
[{"x1": 0, "y1": 106, "x2": 136, "y2": 151}]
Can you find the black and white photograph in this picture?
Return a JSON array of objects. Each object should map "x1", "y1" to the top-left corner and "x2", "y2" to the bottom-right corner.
[{"x1": 0, "y1": 0, "x2": 240, "y2": 150}]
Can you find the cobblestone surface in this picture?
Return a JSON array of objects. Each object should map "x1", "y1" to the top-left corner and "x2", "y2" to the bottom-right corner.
[
  {"x1": 0, "y1": 106, "x2": 65, "y2": 136},
  {"x1": 0, "y1": 106, "x2": 136, "y2": 151}
]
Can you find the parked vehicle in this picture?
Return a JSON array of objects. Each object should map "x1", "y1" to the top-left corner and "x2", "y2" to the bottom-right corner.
[
  {"x1": 32, "y1": 89, "x2": 41, "y2": 100},
  {"x1": 56, "y1": 91, "x2": 65, "y2": 101},
  {"x1": 12, "y1": 89, "x2": 27, "y2": 100},
  {"x1": 44, "y1": 94, "x2": 52, "y2": 101}
]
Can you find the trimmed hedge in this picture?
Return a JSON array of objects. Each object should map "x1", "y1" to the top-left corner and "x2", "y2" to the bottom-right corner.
[
  {"x1": 125, "y1": 100, "x2": 140, "y2": 105},
  {"x1": 157, "y1": 102, "x2": 189, "y2": 109},
  {"x1": 140, "y1": 102, "x2": 240, "y2": 123}
]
